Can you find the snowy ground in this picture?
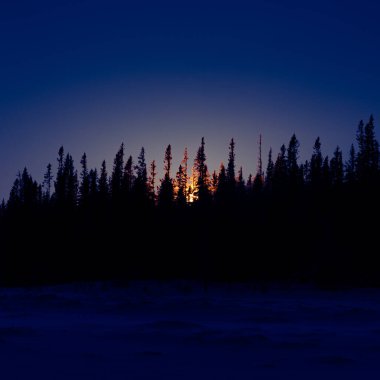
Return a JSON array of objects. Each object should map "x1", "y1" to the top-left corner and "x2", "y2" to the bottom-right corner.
[{"x1": 0, "y1": 281, "x2": 380, "y2": 379}]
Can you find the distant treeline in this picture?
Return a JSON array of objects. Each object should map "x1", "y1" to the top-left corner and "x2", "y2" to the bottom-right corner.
[{"x1": 0, "y1": 115, "x2": 379, "y2": 287}]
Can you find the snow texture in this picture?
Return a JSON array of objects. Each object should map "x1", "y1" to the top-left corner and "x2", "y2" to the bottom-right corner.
[{"x1": 0, "y1": 281, "x2": 380, "y2": 379}]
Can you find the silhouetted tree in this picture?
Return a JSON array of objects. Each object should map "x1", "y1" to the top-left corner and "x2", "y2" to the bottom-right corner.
[
  {"x1": 122, "y1": 155, "x2": 134, "y2": 199},
  {"x1": 356, "y1": 115, "x2": 379, "y2": 184},
  {"x1": 89, "y1": 169, "x2": 98, "y2": 200},
  {"x1": 111, "y1": 143, "x2": 124, "y2": 202},
  {"x1": 98, "y1": 160, "x2": 109, "y2": 203},
  {"x1": 8, "y1": 168, "x2": 39, "y2": 209},
  {"x1": 310, "y1": 137, "x2": 323, "y2": 188},
  {"x1": 226, "y1": 138, "x2": 236, "y2": 196},
  {"x1": 237, "y1": 166, "x2": 245, "y2": 198},
  {"x1": 321, "y1": 156, "x2": 330, "y2": 188},
  {"x1": 246, "y1": 173, "x2": 253, "y2": 194},
  {"x1": 215, "y1": 163, "x2": 227, "y2": 204},
  {"x1": 63, "y1": 153, "x2": 78, "y2": 207},
  {"x1": 175, "y1": 164, "x2": 187, "y2": 207},
  {"x1": 134, "y1": 147, "x2": 148, "y2": 203},
  {"x1": 265, "y1": 148, "x2": 274, "y2": 190},
  {"x1": 345, "y1": 144, "x2": 356, "y2": 184},
  {"x1": 272, "y1": 144, "x2": 287, "y2": 191},
  {"x1": 79, "y1": 153, "x2": 90, "y2": 206},
  {"x1": 181, "y1": 148, "x2": 189, "y2": 201},
  {"x1": 287, "y1": 134, "x2": 300, "y2": 189},
  {"x1": 148, "y1": 160, "x2": 157, "y2": 204},
  {"x1": 43, "y1": 163, "x2": 53, "y2": 202},
  {"x1": 54, "y1": 146, "x2": 65, "y2": 204},
  {"x1": 159, "y1": 144, "x2": 174, "y2": 207},
  {"x1": 193, "y1": 137, "x2": 211, "y2": 204},
  {"x1": 330, "y1": 146, "x2": 343, "y2": 187}
]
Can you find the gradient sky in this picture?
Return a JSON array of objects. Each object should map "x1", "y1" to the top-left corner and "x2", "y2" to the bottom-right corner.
[{"x1": 1, "y1": 0, "x2": 379, "y2": 199}]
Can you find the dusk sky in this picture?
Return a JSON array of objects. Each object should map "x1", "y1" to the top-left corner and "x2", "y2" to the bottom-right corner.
[{"x1": 0, "y1": 0, "x2": 379, "y2": 199}]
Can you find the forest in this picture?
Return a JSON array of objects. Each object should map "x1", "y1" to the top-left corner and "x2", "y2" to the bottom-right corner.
[{"x1": 0, "y1": 115, "x2": 379, "y2": 287}]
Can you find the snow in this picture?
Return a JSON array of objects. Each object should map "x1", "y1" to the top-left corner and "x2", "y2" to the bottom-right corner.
[{"x1": 0, "y1": 281, "x2": 380, "y2": 379}]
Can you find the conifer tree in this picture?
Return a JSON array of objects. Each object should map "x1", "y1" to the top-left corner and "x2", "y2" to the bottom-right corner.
[
  {"x1": 158, "y1": 145, "x2": 174, "y2": 207},
  {"x1": 79, "y1": 153, "x2": 90, "y2": 206},
  {"x1": 98, "y1": 160, "x2": 109, "y2": 202},
  {"x1": 193, "y1": 137, "x2": 211, "y2": 204},
  {"x1": 111, "y1": 143, "x2": 124, "y2": 202},
  {"x1": 330, "y1": 146, "x2": 343, "y2": 187},
  {"x1": 345, "y1": 144, "x2": 356, "y2": 184},
  {"x1": 287, "y1": 134, "x2": 300, "y2": 189},
  {"x1": 237, "y1": 166, "x2": 245, "y2": 197},
  {"x1": 55, "y1": 146, "x2": 65, "y2": 204},
  {"x1": 122, "y1": 155, "x2": 134, "y2": 197},
  {"x1": 310, "y1": 137, "x2": 323, "y2": 188},
  {"x1": 215, "y1": 163, "x2": 227, "y2": 204},
  {"x1": 148, "y1": 160, "x2": 157, "y2": 204},
  {"x1": 43, "y1": 163, "x2": 53, "y2": 202},
  {"x1": 63, "y1": 153, "x2": 78, "y2": 207},
  {"x1": 134, "y1": 147, "x2": 148, "y2": 202},
  {"x1": 265, "y1": 148, "x2": 274, "y2": 189},
  {"x1": 227, "y1": 138, "x2": 236, "y2": 191},
  {"x1": 89, "y1": 169, "x2": 98, "y2": 200},
  {"x1": 272, "y1": 144, "x2": 287, "y2": 191},
  {"x1": 175, "y1": 164, "x2": 187, "y2": 206}
]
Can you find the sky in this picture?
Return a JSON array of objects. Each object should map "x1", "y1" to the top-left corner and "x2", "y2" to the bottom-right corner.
[{"x1": 0, "y1": 0, "x2": 379, "y2": 199}]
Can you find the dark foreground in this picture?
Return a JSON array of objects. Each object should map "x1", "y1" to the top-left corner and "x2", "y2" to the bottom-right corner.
[{"x1": 0, "y1": 281, "x2": 380, "y2": 379}]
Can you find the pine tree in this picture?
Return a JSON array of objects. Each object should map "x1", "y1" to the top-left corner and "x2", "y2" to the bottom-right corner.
[
  {"x1": 287, "y1": 134, "x2": 300, "y2": 189},
  {"x1": 321, "y1": 156, "x2": 330, "y2": 188},
  {"x1": 215, "y1": 163, "x2": 227, "y2": 204},
  {"x1": 89, "y1": 169, "x2": 98, "y2": 200},
  {"x1": 98, "y1": 160, "x2": 109, "y2": 202},
  {"x1": 272, "y1": 144, "x2": 287, "y2": 191},
  {"x1": 181, "y1": 148, "x2": 189, "y2": 201},
  {"x1": 43, "y1": 163, "x2": 53, "y2": 202},
  {"x1": 148, "y1": 160, "x2": 157, "y2": 204},
  {"x1": 134, "y1": 147, "x2": 148, "y2": 203},
  {"x1": 310, "y1": 137, "x2": 323, "y2": 188},
  {"x1": 211, "y1": 170, "x2": 218, "y2": 196},
  {"x1": 122, "y1": 155, "x2": 134, "y2": 198},
  {"x1": 237, "y1": 166, "x2": 245, "y2": 197},
  {"x1": 175, "y1": 164, "x2": 187, "y2": 206},
  {"x1": 63, "y1": 153, "x2": 78, "y2": 207},
  {"x1": 345, "y1": 144, "x2": 356, "y2": 184},
  {"x1": 158, "y1": 145, "x2": 174, "y2": 207},
  {"x1": 111, "y1": 143, "x2": 124, "y2": 202},
  {"x1": 356, "y1": 115, "x2": 379, "y2": 183},
  {"x1": 193, "y1": 137, "x2": 211, "y2": 204},
  {"x1": 330, "y1": 146, "x2": 343, "y2": 187},
  {"x1": 79, "y1": 153, "x2": 90, "y2": 206},
  {"x1": 265, "y1": 148, "x2": 274, "y2": 190},
  {"x1": 246, "y1": 173, "x2": 253, "y2": 193},
  {"x1": 8, "y1": 168, "x2": 40, "y2": 209},
  {"x1": 55, "y1": 146, "x2": 65, "y2": 204},
  {"x1": 227, "y1": 138, "x2": 236, "y2": 191}
]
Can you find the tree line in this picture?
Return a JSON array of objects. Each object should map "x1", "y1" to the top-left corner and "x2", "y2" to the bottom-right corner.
[{"x1": 0, "y1": 115, "x2": 379, "y2": 287}]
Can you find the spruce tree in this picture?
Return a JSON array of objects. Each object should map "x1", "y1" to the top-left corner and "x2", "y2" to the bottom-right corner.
[
  {"x1": 158, "y1": 145, "x2": 174, "y2": 207},
  {"x1": 134, "y1": 147, "x2": 148, "y2": 203},
  {"x1": 79, "y1": 153, "x2": 90, "y2": 206},
  {"x1": 98, "y1": 160, "x2": 109, "y2": 203},
  {"x1": 310, "y1": 137, "x2": 323, "y2": 188},
  {"x1": 193, "y1": 137, "x2": 211, "y2": 204},
  {"x1": 287, "y1": 134, "x2": 300, "y2": 189},
  {"x1": 43, "y1": 163, "x2": 53, "y2": 202},
  {"x1": 111, "y1": 143, "x2": 124, "y2": 202},
  {"x1": 330, "y1": 146, "x2": 343, "y2": 187},
  {"x1": 148, "y1": 160, "x2": 157, "y2": 204},
  {"x1": 265, "y1": 148, "x2": 274, "y2": 190}
]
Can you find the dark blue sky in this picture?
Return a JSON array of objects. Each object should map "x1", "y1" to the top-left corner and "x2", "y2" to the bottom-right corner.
[{"x1": 0, "y1": 0, "x2": 379, "y2": 198}]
